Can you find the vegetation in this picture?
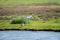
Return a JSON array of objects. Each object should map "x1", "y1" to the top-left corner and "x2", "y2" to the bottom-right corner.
[
  {"x1": 0, "y1": 15, "x2": 60, "y2": 30},
  {"x1": 0, "y1": 0, "x2": 60, "y2": 5},
  {"x1": 11, "y1": 18, "x2": 26, "y2": 24},
  {"x1": 0, "y1": 0, "x2": 60, "y2": 31}
]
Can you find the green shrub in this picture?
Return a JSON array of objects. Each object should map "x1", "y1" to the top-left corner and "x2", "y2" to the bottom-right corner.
[{"x1": 11, "y1": 18, "x2": 26, "y2": 24}]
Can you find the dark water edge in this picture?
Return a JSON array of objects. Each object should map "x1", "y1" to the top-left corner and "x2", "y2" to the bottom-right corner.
[{"x1": 0, "y1": 29, "x2": 60, "y2": 32}]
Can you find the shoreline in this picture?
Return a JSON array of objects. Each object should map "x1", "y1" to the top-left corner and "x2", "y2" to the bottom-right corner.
[{"x1": 0, "y1": 29, "x2": 60, "y2": 32}]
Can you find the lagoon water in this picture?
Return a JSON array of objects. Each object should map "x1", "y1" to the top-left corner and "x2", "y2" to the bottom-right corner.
[{"x1": 0, "y1": 31, "x2": 60, "y2": 40}]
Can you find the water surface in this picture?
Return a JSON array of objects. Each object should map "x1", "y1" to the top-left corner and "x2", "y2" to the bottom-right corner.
[{"x1": 0, "y1": 31, "x2": 60, "y2": 40}]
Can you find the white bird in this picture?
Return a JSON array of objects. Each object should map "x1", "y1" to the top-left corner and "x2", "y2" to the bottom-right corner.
[
  {"x1": 21, "y1": 14, "x2": 34, "y2": 26},
  {"x1": 23, "y1": 15, "x2": 33, "y2": 21}
]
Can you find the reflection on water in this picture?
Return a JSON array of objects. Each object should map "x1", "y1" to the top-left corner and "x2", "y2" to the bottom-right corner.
[{"x1": 0, "y1": 31, "x2": 60, "y2": 40}]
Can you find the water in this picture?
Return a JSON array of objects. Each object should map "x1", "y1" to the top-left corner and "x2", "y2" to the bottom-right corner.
[{"x1": 0, "y1": 31, "x2": 60, "y2": 40}]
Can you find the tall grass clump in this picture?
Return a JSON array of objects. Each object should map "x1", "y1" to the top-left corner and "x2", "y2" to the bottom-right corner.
[{"x1": 11, "y1": 18, "x2": 26, "y2": 24}]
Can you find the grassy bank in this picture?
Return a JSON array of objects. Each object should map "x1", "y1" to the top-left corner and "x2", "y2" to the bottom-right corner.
[
  {"x1": 0, "y1": 15, "x2": 60, "y2": 30},
  {"x1": 0, "y1": 0, "x2": 60, "y2": 31},
  {"x1": 0, "y1": 0, "x2": 60, "y2": 5}
]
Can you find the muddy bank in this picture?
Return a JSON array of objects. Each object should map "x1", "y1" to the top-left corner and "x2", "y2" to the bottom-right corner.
[{"x1": 0, "y1": 29, "x2": 60, "y2": 32}]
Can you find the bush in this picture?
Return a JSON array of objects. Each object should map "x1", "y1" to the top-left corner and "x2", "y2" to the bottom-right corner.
[{"x1": 11, "y1": 18, "x2": 26, "y2": 24}]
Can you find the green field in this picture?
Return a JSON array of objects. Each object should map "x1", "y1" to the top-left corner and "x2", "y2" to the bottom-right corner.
[
  {"x1": 0, "y1": 0, "x2": 60, "y2": 31},
  {"x1": 0, "y1": 0, "x2": 60, "y2": 5},
  {"x1": 0, "y1": 20, "x2": 60, "y2": 30},
  {"x1": 0, "y1": 15, "x2": 60, "y2": 30}
]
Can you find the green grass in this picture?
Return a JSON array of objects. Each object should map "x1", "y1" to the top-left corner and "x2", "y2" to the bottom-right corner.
[
  {"x1": 0, "y1": 0, "x2": 60, "y2": 30},
  {"x1": 0, "y1": 19, "x2": 60, "y2": 30},
  {"x1": 0, "y1": 0, "x2": 60, "y2": 5},
  {"x1": 0, "y1": 12, "x2": 60, "y2": 30},
  {"x1": 0, "y1": 15, "x2": 60, "y2": 30}
]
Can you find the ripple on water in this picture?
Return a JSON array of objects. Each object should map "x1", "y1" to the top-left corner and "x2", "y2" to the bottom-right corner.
[{"x1": 0, "y1": 31, "x2": 60, "y2": 40}]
